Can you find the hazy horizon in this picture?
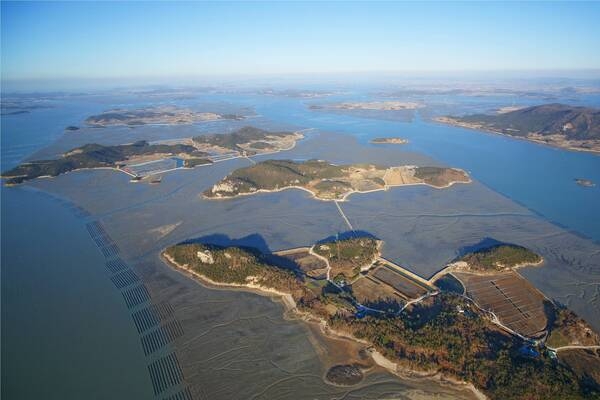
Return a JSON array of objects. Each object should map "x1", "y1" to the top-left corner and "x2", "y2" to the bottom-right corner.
[
  {"x1": 2, "y1": 1, "x2": 600, "y2": 91},
  {"x1": 3, "y1": 68, "x2": 600, "y2": 93}
]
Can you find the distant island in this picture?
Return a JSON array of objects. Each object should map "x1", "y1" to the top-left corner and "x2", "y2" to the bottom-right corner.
[
  {"x1": 575, "y1": 178, "x2": 595, "y2": 187},
  {"x1": 2, "y1": 126, "x2": 303, "y2": 185},
  {"x1": 85, "y1": 106, "x2": 244, "y2": 126},
  {"x1": 435, "y1": 103, "x2": 600, "y2": 153},
  {"x1": 162, "y1": 237, "x2": 600, "y2": 399},
  {"x1": 312, "y1": 101, "x2": 423, "y2": 111},
  {"x1": 370, "y1": 137, "x2": 408, "y2": 145},
  {"x1": 204, "y1": 160, "x2": 470, "y2": 201},
  {"x1": 1, "y1": 99, "x2": 52, "y2": 115}
]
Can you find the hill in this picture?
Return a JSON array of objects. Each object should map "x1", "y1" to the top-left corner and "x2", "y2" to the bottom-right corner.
[
  {"x1": 437, "y1": 104, "x2": 600, "y2": 152},
  {"x1": 459, "y1": 244, "x2": 542, "y2": 272}
]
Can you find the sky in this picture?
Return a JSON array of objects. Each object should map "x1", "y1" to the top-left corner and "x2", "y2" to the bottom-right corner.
[{"x1": 2, "y1": 1, "x2": 600, "y2": 84}]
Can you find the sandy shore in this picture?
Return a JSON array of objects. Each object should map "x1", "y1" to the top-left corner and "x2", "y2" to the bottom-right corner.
[{"x1": 161, "y1": 251, "x2": 488, "y2": 399}]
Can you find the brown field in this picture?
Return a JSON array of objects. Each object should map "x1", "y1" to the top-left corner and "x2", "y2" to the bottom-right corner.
[
  {"x1": 454, "y1": 271, "x2": 548, "y2": 338},
  {"x1": 274, "y1": 248, "x2": 328, "y2": 278},
  {"x1": 351, "y1": 275, "x2": 404, "y2": 304},
  {"x1": 369, "y1": 265, "x2": 429, "y2": 300}
]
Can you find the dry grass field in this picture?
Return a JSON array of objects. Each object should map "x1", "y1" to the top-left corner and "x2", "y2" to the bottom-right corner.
[
  {"x1": 273, "y1": 248, "x2": 328, "y2": 278},
  {"x1": 351, "y1": 275, "x2": 403, "y2": 305},
  {"x1": 370, "y1": 265, "x2": 429, "y2": 300}
]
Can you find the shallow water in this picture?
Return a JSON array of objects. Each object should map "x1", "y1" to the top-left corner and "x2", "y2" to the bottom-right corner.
[{"x1": 1, "y1": 187, "x2": 153, "y2": 399}]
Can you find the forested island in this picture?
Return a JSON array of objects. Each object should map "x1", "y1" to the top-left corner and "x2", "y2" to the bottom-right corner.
[
  {"x1": 163, "y1": 237, "x2": 600, "y2": 400},
  {"x1": 2, "y1": 126, "x2": 303, "y2": 185},
  {"x1": 459, "y1": 244, "x2": 543, "y2": 272},
  {"x1": 436, "y1": 103, "x2": 600, "y2": 153},
  {"x1": 204, "y1": 159, "x2": 470, "y2": 201}
]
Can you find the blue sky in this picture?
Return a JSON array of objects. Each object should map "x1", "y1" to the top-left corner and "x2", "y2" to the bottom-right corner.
[{"x1": 2, "y1": 1, "x2": 600, "y2": 82}]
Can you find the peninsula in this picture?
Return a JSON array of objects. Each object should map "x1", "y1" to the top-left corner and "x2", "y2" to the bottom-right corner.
[
  {"x1": 2, "y1": 127, "x2": 304, "y2": 185},
  {"x1": 204, "y1": 160, "x2": 470, "y2": 201},
  {"x1": 435, "y1": 103, "x2": 600, "y2": 153},
  {"x1": 1, "y1": 141, "x2": 210, "y2": 185},
  {"x1": 85, "y1": 106, "x2": 244, "y2": 126},
  {"x1": 162, "y1": 237, "x2": 600, "y2": 400}
]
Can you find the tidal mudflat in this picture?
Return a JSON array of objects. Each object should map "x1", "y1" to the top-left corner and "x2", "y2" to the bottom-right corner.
[
  {"x1": 6, "y1": 95, "x2": 600, "y2": 398},
  {"x1": 29, "y1": 130, "x2": 600, "y2": 331}
]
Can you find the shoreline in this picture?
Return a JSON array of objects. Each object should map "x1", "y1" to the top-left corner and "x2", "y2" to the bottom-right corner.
[
  {"x1": 161, "y1": 251, "x2": 488, "y2": 400},
  {"x1": 433, "y1": 117, "x2": 600, "y2": 155}
]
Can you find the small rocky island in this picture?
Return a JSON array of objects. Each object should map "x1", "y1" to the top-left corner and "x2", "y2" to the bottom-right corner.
[
  {"x1": 324, "y1": 364, "x2": 364, "y2": 386},
  {"x1": 575, "y1": 178, "x2": 595, "y2": 187},
  {"x1": 370, "y1": 137, "x2": 408, "y2": 145},
  {"x1": 204, "y1": 159, "x2": 470, "y2": 201},
  {"x1": 162, "y1": 237, "x2": 600, "y2": 399}
]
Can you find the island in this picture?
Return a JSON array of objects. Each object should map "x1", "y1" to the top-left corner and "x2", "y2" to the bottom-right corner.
[
  {"x1": 435, "y1": 103, "x2": 600, "y2": 153},
  {"x1": 2, "y1": 126, "x2": 304, "y2": 185},
  {"x1": 85, "y1": 105, "x2": 244, "y2": 126},
  {"x1": 162, "y1": 237, "x2": 600, "y2": 400},
  {"x1": 320, "y1": 101, "x2": 424, "y2": 111},
  {"x1": 575, "y1": 178, "x2": 595, "y2": 187},
  {"x1": 457, "y1": 243, "x2": 543, "y2": 272},
  {"x1": 370, "y1": 137, "x2": 408, "y2": 145},
  {"x1": 192, "y1": 126, "x2": 303, "y2": 156},
  {"x1": 203, "y1": 160, "x2": 471, "y2": 201}
]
